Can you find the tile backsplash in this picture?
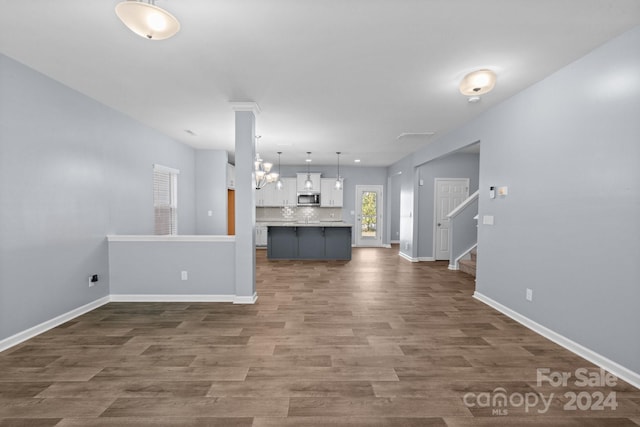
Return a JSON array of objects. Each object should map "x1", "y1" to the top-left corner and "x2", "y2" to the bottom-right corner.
[{"x1": 257, "y1": 207, "x2": 343, "y2": 222}]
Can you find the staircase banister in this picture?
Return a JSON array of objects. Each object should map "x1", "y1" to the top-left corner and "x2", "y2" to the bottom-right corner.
[{"x1": 447, "y1": 190, "x2": 479, "y2": 219}]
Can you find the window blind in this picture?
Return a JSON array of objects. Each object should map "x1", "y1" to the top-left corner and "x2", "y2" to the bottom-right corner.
[{"x1": 153, "y1": 165, "x2": 179, "y2": 235}]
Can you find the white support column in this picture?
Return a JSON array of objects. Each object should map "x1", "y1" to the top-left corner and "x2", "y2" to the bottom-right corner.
[{"x1": 231, "y1": 102, "x2": 260, "y2": 303}]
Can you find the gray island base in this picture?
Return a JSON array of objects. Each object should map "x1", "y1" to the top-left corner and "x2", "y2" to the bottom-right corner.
[{"x1": 267, "y1": 223, "x2": 352, "y2": 260}]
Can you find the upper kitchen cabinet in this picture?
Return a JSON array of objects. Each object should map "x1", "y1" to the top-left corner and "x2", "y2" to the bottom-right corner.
[
  {"x1": 256, "y1": 182, "x2": 274, "y2": 207},
  {"x1": 257, "y1": 178, "x2": 297, "y2": 207},
  {"x1": 226, "y1": 163, "x2": 235, "y2": 189},
  {"x1": 271, "y1": 178, "x2": 297, "y2": 207},
  {"x1": 297, "y1": 173, "x2": 322, "y2": 193},
  {"x1": 320, "y1": 178, "x2": 344, "y2": 207}
]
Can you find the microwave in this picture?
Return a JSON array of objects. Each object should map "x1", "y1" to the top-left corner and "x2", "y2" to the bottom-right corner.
[{"x1": 297, "y1": 193, "x2": 320, "y2": 206}]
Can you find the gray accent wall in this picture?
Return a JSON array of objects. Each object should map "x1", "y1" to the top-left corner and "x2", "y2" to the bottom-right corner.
[
  {"x1": 416, "y1": 153, "x2": 479, "y2": 258},
  {"x1": 109, "y1": 241, "x2": 235, "y2": 296},
  {"x1": 389, "y1": 26, "x2": 640, "y2": 374},
  {"x1": 195, "y1": 150, "x2": 229, "y2": 235},
  {"x1": 0, "y1": 54, "x2": 196, "y2": 342}
]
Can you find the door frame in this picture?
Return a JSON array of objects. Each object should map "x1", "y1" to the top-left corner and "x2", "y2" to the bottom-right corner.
[
  {"x1": 433, "y1": 178, "x2": 469, "y2": 260},
  {"x1": 355, "y1": 184, "x2": 384, "y2": 247}
]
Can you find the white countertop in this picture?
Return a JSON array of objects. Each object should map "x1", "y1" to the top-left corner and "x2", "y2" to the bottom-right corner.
[{"x1": 259, "y1": 221, "x2": 353, "y2": 228}]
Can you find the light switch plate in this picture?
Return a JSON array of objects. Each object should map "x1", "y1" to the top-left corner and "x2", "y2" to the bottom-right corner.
[{"x1": 482, "y1": 215, "x2": 494, "y2": 225}]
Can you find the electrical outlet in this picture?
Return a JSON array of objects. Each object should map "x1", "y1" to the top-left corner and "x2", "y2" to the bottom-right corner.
[
  {"x1": 89, "y1": 274, "x2": 98, "y2": 287},
  {"x1": 181, "y1": 271, "x2": 188, "y2": 281},
  {"x1": 526, "y1": 288, "x2": 533, "y2": 302}
]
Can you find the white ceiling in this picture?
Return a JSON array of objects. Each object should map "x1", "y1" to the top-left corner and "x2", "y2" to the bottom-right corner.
[{"x1": 1, "y1": 1, "x2": 639, "y2": 166}]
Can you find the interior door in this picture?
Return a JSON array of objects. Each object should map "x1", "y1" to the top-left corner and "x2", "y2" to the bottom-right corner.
[
  {"x1": 355, "y1": 185, "x2": 384, "y2": 247},
  {"x1": 434, "y1": 179, "x2": 469, "y2": 260}
]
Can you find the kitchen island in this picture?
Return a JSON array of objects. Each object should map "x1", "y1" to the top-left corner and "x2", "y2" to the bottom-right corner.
[{"x1": 265, "y1": 222, "x2": 352, "y2": 260}]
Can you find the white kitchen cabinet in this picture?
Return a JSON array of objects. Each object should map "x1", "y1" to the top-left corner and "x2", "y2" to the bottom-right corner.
[
  {"x1": 296, "y1": 173, "x2": 322, "y2": 193},
  {"x1": 256, "y1": 183, "x2": 274, "y2": 207},
  {"x1": 320, "y1": 178, "x2": 344, "y2": 207},
  {"x1": 226, "y1": 163, "x2": 235, "y2": 189},
  {"x1": 270, "y1": 178, "x2": 297, "y2": 207},
  {"x1": 255, "y1": 224, "x2": 268, "y2": 247}
]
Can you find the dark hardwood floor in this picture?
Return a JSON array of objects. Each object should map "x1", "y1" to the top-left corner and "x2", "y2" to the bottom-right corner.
[{"x1": 0, "y1": 246, "x2": 638, "y2": 426}]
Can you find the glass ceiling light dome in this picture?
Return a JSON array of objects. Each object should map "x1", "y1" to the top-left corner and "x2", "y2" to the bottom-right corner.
[
  {"x1": 335, "y1": 152, "x2": 342, "y2": 190},
  {"x1": 304, "y1": 152, "x2": 313, "y2": 190},
  {"x1": 459, "y1": 69, "x2": 497, "y2": 96},
  {"x1": 115, "y1": 0, "x2": 180, "y2": 40}
]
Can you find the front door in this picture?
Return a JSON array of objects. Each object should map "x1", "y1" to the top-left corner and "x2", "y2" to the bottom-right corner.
[
  {"x1": 434, "y1": 179, "x2": 469, "y2": 260},
  {"x1": 355, "y1": 185, "x2": 384, "y2": 247}
]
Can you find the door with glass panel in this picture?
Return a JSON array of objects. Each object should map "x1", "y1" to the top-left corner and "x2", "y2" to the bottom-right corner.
[{"x1": 355, "y1": 185, "x2": 384, "y2": 247}]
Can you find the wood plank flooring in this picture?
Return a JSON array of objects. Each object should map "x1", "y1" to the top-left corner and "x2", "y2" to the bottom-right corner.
[{"x1": 0, "y1": 246, "x2": 638, "y2": 426}]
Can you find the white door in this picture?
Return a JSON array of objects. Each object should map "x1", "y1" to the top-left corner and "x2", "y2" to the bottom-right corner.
[
  {"x1": 355, "y1": 185, "x2": 384, "y2": 247},
  {"x1": 434, "y1": 179, "x2": 469, "y2": 260}
]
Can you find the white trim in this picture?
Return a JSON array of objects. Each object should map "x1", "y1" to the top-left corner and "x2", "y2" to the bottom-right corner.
[
  {"x1": 233, "y1": 293, "x2": 258, "y2": 304},
  {"x1": 390, "y1": 240, "x2": 400, "y2": 244},
  {"x1": 449, "y1": 243, "x2": 477, "y2": 270},
  {"x1": 383, "y1": 244, "x2": 392, "y2": 248},
  {"x1": 153, "y1": 164, "x2": 180, "y2": 175},
  {"x1": 0, "y1": 296, "x2": 110, "y2": 353},
  {"x1": 110, "y1": 294, "x2": 235, "y2": 303},
  {"x1": 473, "y1": 291, "x2": 640, "y2": 390},
  {"x1": 398, "y1": 251, "x2": 419, "y2": 262},
  {"x1": 230, "y1": 101, "x2": 261, "y2": 115},
  {"x1": 418, "y1": 257, "x2": 435, "y2": 262},
  {"x1": 107, "y1": 235, "x2": 235, "y2": 242}
]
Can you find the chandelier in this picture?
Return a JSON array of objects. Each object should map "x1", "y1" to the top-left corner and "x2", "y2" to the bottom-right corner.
[{"x1": 254, "y1": 136, "x2": 278, "y2": 189}]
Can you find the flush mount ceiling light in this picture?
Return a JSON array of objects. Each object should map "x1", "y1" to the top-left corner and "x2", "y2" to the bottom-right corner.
[
  {"x1": 115, "y1": 0, "x2": 180, "y2": 40},
  {"x1": 459, "y1": 69, "x2": 497, "y2": 96}
]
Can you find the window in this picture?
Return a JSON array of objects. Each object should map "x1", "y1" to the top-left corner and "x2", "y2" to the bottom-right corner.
[{"x1": 153, "y1": 164, "x2": 179, "y2": 235}]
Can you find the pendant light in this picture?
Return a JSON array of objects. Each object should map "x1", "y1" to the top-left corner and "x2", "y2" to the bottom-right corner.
[
  {"x1": 276, "y1": 152, "x2": 283, "y2": 190},
  {"x1": 304, "y1": 152, "x2": 313, "y2": 190},
  {"x1": 334, "y1": 152, "x2": 342, "y2": 190},
  {"x1": 115, "y1": 0, "x2": 180, "y2": 40}
]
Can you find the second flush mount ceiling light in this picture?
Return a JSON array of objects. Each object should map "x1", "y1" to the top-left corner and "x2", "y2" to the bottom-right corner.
[
  {"x1": 115, "y1": 0, "x2": 180, "y2": 40},
  {"x1": 459, "y1": 69, "x2": 497, "y2": 96}
]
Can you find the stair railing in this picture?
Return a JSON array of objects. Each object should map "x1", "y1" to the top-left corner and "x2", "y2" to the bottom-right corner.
[{"x1": 447, "y1": 190, "x2": 479, "y2": 270}]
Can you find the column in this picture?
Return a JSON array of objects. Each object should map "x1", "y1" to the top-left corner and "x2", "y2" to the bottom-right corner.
[{"x1": 231, "y1": 102, "x2": 260, "y2": 303}]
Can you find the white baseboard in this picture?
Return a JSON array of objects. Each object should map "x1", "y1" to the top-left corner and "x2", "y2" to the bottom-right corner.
[
  {"x1": 234, "y1": 293, "x2": 258, "y2": 304},
  {"x1": 0, "y1": 296, "x2": 110, "y2": 353},
  {"x1": 398, "y1": 251, "x2": 418, "y2": 262},
  {"x1": 448, "y1": 264, "x2": 459, "y2": 270},
  {"x1": 418, "y1": 257, "x2": 435, "y2": 262},
  {"x1": 383, "y1": 244, "x2": 392, "y2": 248},
  {"x1": 110, "y1": 294, "x2": 235, "y2": 303},
  {"x1": 0, "y1": 291, "x2": 260, "y2": 354},
  {"x1": 473, "y1": 291, "x2": 640, "y2": 390},
  {"x1": 390, "y1": 240, "x2": 400, "y2": 244}
]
